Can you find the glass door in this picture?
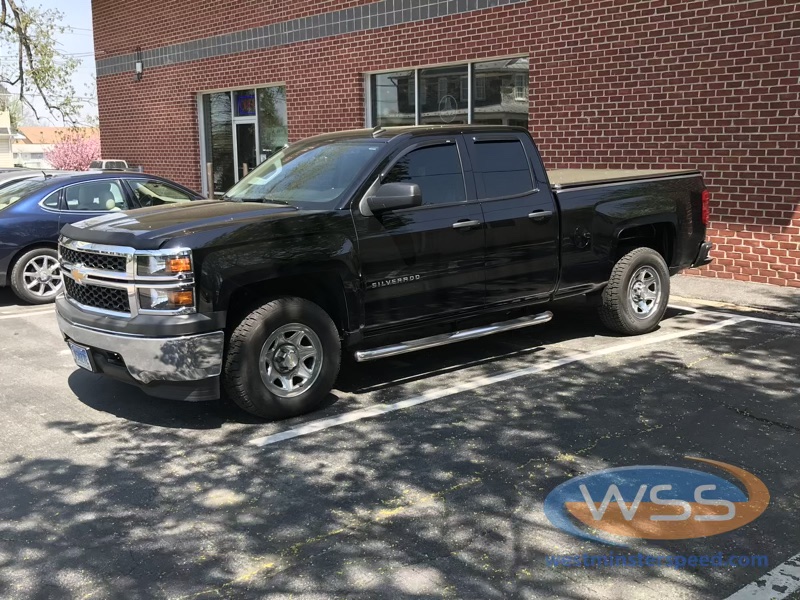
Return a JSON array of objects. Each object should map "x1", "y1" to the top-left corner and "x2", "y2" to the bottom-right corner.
[
  {"x1": 232, "y1": 89, "x2": 257, "y2": 183},
  {"x1": 235, "y1": 123, "x2": 257, "y2": 181}
]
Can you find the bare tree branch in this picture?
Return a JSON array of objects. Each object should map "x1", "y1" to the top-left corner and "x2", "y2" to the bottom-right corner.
[{"x1": 0, "y1": 0, "x2": 82, "y2": 124}]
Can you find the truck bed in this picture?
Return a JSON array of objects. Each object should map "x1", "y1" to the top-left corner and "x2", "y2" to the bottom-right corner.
[{"x1": 548, "y1": 169, "x2": 700, "y2": 190}]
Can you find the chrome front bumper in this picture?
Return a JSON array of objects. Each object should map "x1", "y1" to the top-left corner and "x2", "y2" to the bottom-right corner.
[{"x1": 56, "y1": 311, "x2": 224, "y2": 385}]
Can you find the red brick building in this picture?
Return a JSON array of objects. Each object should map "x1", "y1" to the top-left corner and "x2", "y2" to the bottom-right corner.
[{"x1": 91, "y1": 0, "x2": 799, "y2": 286}]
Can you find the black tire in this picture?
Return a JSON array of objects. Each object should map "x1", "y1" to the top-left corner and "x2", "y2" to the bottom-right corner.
[
  {"x1": 223, "y1": 297, "x2": 341, "y2": 420},
  {"x1": 10, "y1": 247, "x2": 63, "y2": 305},
  {"x1": 598, "y1": 247, "x2": 670, "y2": 335}
]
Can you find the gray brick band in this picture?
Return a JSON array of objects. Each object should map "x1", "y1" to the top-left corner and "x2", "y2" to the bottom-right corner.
[{"x1": 95, "y1": 0, "x2": 526, "y2": 77}]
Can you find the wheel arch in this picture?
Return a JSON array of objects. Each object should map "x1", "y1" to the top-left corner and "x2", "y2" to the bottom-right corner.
[
  {"x1": 613, "y1": 218, "x2": 677, "y2": 267},
  {"x1": 222, "y1": 270, "x2": 352, "y2": 336}
]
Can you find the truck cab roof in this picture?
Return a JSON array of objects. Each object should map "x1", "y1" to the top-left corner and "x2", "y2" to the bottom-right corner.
[{"x1": 301, "y1": 124, "x2": 531, "y2": 145}]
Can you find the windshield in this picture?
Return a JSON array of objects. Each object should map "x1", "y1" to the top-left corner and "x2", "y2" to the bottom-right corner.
[
  {"x1": 0, "y1": 177, "x2": 49, "y2": 211},
  {"x1": 89, "y1": 161, "x2": 103, "y2": 169},
  {"x1": 223, "y1": 140, "x2": 381, "y2": 208}
]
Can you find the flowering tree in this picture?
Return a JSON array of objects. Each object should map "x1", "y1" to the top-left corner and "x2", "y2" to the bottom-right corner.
[{"x1": 45, "y1": 132, "x2": 101, "y2": 171}]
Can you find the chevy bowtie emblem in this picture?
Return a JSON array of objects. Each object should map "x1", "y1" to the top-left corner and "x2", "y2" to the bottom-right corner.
[{"x1": 71, "y1": 264, "x2": 89, "y2": 286}]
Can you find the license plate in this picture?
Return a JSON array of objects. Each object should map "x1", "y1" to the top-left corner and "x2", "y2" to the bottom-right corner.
[{"x1": 68, "y1": 342, "x2": 94, "y2": 372}]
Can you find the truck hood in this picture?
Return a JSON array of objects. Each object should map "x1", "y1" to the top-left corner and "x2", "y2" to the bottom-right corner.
[{"x1": 60, "y1": 200, "x2": 300, "y2": 249}]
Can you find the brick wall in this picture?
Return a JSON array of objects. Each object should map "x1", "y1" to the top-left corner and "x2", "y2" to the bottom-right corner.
[{"x1": 92, "y1": 0, "x2": 800, "y2": 286}]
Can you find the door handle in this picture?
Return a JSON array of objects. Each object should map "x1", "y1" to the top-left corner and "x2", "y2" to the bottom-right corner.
[
  {"x1": 452, "y1": 219, "x2": 482, "y2": 230},
  {"x1": 528, "y1": 210, "x2": 553, "y2": 221}
]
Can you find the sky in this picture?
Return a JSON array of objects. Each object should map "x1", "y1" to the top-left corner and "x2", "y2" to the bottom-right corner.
[{"x1": 22, "y1": 0, "x2": 98, "y2": 125}]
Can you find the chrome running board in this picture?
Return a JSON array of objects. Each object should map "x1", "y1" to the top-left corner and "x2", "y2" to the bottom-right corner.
[{"x1": 354, "y1": 311, "x2": 553, "y2": 362}]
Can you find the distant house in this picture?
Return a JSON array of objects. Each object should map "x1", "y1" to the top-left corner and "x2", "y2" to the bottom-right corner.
[
  {"x1": 0, "y1": 111, "x2": 14, "y2": 168},
  {"x1": 13, "y1": 126, "x2": 99, "y2": 169}
]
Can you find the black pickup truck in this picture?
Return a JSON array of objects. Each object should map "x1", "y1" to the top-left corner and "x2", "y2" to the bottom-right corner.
[{"x1": 55, "y1": 126, "x2": 712, "y2": 419}]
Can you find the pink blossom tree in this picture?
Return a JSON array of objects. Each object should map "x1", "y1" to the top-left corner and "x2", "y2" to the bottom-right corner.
[{"x1": 45, "y1": 132, "x2": 102, "y2": 171}]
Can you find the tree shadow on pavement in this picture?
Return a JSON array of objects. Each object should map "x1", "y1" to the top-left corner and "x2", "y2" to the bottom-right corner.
[{"x1": 1, "y1": 311, "x2": 798, "y2": 599}]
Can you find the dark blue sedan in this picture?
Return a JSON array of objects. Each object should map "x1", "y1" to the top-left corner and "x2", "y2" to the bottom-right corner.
[{"x1": 0, "y1": 172, "x2": 203, "y2": 304}]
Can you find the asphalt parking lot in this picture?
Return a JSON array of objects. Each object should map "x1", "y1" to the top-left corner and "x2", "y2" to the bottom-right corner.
[{"x1": 1, "y1": 287, "x2": 799, "y2": 600}]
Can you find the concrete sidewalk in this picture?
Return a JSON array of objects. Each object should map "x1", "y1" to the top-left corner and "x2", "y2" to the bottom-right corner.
[{"x1": 671, "y1": 274, "x2": 800, "y2": 314}]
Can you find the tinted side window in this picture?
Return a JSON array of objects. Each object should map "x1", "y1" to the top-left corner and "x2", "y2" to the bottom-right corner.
[
  {"x1": 383, "y1": 144, "x2": 466, "y2": 206},
  {"x1": 130, "y1": 180, "x2": 194, "y2": 206},
  {"x1": 471, "y1": 140, "x2": 534, "y2": 199},
  {"x1": 65, "y1": 181, "x2": 128, "y2": 212}
]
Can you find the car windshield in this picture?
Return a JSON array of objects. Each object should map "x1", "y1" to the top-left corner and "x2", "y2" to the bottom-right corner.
[
  {"x1": 0, "y1": 177, "x2": 49, "y2": 211},
  {"x1": 222, "y1": 140, "x2": 381, "y2": 208}
]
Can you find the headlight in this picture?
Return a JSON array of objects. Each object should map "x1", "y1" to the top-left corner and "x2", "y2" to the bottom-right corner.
[
  {"x1": 138, "y1": 287, "x2": 195, "y2": 312},
  {"x1": 137, "y1": 254, "x2": 192, "y2": 277}
]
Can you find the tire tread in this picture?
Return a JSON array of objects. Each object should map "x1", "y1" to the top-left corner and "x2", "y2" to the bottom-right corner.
[{"x1": 599, "y1": 247, "x2": 668, "y2": 335}]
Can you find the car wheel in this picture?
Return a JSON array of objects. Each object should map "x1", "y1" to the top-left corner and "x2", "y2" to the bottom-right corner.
[
  {"x1": 598, "y1": 247, "x2": 670, "y2": 335},
  {"x1": 10, "y1": 247, "x2": 63, "y2": 305},
  {"x1": 223, "y1": 297, "x2": 341, "y2": 420}
]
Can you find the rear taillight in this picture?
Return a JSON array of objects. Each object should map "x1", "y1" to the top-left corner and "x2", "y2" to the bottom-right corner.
[{"x1": 701, "y1": 189, "x2": 710, "y2": 225}]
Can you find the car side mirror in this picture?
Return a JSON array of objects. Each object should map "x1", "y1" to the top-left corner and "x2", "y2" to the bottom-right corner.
[{"x1": 366, "y1": 182, "x2": 422, "y2": 213}]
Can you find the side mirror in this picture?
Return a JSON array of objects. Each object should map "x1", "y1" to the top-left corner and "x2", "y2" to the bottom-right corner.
[{"x1": 366, "y1": 182, "x2": 422, "y2": 213}]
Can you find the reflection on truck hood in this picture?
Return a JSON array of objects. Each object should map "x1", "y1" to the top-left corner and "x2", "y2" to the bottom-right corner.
[{"x1": 60, "y1": 200, "x2": 299, "y2": 249}]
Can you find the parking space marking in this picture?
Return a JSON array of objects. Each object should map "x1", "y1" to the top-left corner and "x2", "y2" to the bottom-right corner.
[
  {"x1": 724, "y1": 552, "x2": 800, "y2": 599},
  {"x1": 670, "y1": 304, "x2": 800, "y2": 329},
  {"x1": 0, "y1": 308, "x2": 54, "y2": 321},
  {"x1": 250, "y1": 316, "x2": 744, "y2": 447}
]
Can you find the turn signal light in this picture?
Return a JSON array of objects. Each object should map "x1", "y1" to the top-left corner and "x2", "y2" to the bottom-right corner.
[
  {"x1": 166, "y1": 257, "x2": 192, "y2": 274},
  {"x1": 168, "y1": 290, "x2": 194, "y2": 307},
  {"x1": 701, "y1": 190, "x2": 710, "y2": 225}
]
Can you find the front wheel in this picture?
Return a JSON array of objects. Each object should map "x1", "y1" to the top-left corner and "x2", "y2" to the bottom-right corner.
[
  {"x1": 223, "y1": 297, "x2": 341, "y2": 420},
  {"x1": 10, "y1": 247, "x2": 63, "y2": 304},
  {"x1": 598, "y1": 247, "x2": 670, "y2": 335}
]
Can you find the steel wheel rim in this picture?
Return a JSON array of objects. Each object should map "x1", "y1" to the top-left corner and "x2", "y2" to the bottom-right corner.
[
  {"x1": 259, "y1": 323, "x2": 323, "y2": 398},
  {"x1": 22, "y1": 255, "x2": 62, "y2": 298},
  {"x1": 628, "y1": 265, "x2": 661, "y2": 319}
]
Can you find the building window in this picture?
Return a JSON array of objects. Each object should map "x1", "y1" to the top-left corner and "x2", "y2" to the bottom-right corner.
[
  {"x1": 475, "y1": 76, "x2": 486, "y2": 101},
  {"x1": 371, "y1": 71, "x2": 416, "y2": 128},
  {"x1": 419, "y1": 64, "x2": 468, "y2": 125},
  {"x1": 514, "y1": 74, "x2": 527, "y2": 101},
  {"x1": 200, "y1": 85, "x2": 288, "y2": 196},
  {"x1": 367, "y1": 57, "x2": 529, "y2": 128}
]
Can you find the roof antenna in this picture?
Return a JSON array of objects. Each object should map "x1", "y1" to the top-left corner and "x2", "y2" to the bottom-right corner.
[{"x1": 372, "y1": 125, "x2": 385, "y2": 138}]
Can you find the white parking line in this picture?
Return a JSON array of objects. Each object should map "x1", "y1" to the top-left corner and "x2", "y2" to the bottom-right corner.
[
  {"x1": 724, "y1": 552, "x2": 800, "y2": 599},
  {"x1": 0, "y1": 308, "x2": 54, "y2": 321},
  {"x1": 670, "y1": 304, "x2": 800, "y2": 329},
  {"x1": 249, "y1": 316, "x2": 744, "y2": 447}
]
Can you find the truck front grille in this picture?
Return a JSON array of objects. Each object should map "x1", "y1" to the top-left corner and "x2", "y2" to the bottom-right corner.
[
  {"x1": 60, "y1": 246, "x2": 127, "y2": 273},
  {"x1": 64, "y1": 277, "x2": 130, "y2": 314}
]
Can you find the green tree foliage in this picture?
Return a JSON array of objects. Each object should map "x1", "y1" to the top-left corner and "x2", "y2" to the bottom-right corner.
[{"x1": 0, "y1": 0, "x2": 81, "y2": 123}]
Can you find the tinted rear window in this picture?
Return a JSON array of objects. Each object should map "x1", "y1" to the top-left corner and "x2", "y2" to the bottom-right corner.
[{"x1": 471, "y1": 140, "x2": 534, "y2": 199}]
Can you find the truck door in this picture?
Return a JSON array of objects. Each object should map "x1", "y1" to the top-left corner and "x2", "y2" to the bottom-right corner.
[
  {"x1": 464, "y1": 133, "x2": 559, "y2": 305},
  {"x1": 353, "y1": 138, "x2": 486, "y2": 332}
]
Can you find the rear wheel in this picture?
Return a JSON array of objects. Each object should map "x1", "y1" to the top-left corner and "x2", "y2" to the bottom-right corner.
[
  {"x1": 223, "y1": 297, "x2": 341, "y2": 420},
  {"x1": 10, "y1": 248, "x2": 63, "y2": 304},
  {"x1": 598, "y1": 247, "x2": 670, "y2": 335}
]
